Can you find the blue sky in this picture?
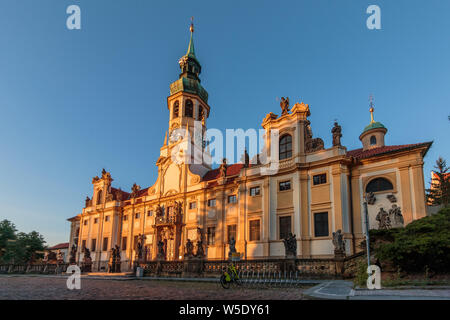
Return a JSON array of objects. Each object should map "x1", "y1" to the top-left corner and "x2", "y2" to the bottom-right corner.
[{"x1": 0, "y1": 0, "x2": 448, "y2": 246}]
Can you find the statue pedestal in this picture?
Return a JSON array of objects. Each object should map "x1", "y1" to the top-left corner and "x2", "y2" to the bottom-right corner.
[
  {"x1": 81, "y1": 257, "x2": 92, "y2": 273},
  {"x1": 334, "y1": 249, "x2": 346, "y2": 276},
  {"x1": 281, "y1": 257, "x2": 296, "y2": 273},
  {"x1": 182, "y1": 256, "x2": 204, "y2": 277}
]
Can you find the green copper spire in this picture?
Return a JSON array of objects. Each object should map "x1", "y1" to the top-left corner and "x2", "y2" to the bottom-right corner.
[
  {"x1": 186, "y1": 20, "x2": 196, "y2": 58},
  {"x1": 169, "y1": 19, "x2": 209, "y2": 104}
]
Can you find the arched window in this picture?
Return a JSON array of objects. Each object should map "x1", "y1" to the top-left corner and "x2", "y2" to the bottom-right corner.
[
  {"x1": 370, "y1": 135, "x2": 377, "y2": 145},
  {"x1": 173, "y1": 101, "x2": 179, "y2": 118},
  {"x1": 366, "y1": 178, "x2": 393, "y2": 193},
  {"x1": 279, "y1": 134, "x2": 292, "y2": 160},
  {"x1": 185, "y1": 99, "x2": 193, "y2": 118},
  {"x1": 97, "y1": 190, "x2": 103, "y2": 205}
]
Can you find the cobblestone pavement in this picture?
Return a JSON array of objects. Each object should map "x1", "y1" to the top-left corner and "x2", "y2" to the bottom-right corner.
[{"x1": 0, "y1": 276, "x2": 309, "y2": 300}]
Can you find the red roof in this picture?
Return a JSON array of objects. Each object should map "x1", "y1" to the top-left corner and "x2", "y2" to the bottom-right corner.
[
  {"x1": 48, "y1": 242, "x2": 69, "y2": 250},
  {"x1": 202, "y1": 163, "x2": 245, "y2": 181},
  {"x1": 111, "y1": 187, "x2": 130, "y2": 199},
  {"x1": 346, "y1": 142, "x2": 432, "y2": 160}
]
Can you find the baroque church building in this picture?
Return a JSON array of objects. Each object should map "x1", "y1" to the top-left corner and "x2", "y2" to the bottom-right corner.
[{"x1": 67, "y1": 24, "x2": 432, "y2": 271}]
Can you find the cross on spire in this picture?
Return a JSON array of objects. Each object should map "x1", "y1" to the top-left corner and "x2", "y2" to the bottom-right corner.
[{"x1": 369, "y1": 94, "x2": 375, "y2": 123}]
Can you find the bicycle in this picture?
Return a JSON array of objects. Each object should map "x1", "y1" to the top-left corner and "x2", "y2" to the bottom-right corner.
[{"x1": 220, "y1": 263, "x2": 242, "y2": 289}]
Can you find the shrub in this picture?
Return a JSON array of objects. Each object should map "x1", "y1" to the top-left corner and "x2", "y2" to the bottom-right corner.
[{"x1": 372, "y1": 207, "x2": 450, "y2": 273}]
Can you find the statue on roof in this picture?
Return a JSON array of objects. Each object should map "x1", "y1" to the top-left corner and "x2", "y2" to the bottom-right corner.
[
  {"x1": 85, "y1": 196, "x2": 91, "y2": 207},
  {"x1": 219, "y1": 158, "x2": 228, "y2": 178},
  {"x1": 131, "y1": 183, "x2": 141, "y2": 198},
  {"x1": 280, "y1": 97, "x2": 290, "y2": 116},
  {"x1": 331, "y1": 121, "x2": 342, "y2": 147}
]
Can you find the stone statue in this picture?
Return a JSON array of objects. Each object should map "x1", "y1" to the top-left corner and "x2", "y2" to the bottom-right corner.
[
  {"x1": 174, "y1": 201, "x2": 183, "y2": 217},
  {"x1": 115, "y1": 245, "x2": 121, "y2": 272},
  {"x1": 56, "y1": 249, "x2": 64, "y2": 263},
  {"x1": 43, "y1": 252, "x2": 49, "y2": 263},
  {"x1": 155, "y1": 204, "x2": 163, "y2": 217},
  {"x1": 185, "y1": 239, "x2": 194, "y2": 257},
  {"x1": 243, "y1": 149, "x2": 250, "y2": 167},
  {"x1": 304, "y1": 120, "x2": 324, "y2": 153},
  {"x1": 114, "y1": 189, "x2": 123, "y2": 201},
  {"x1": 157, "y1": 240, "x2": 165, "y2": 260},
  {"x1": 83, "y1": 247, "x2": 91, "y2": 260},
  {"x1": 130, "y1": 183, "x2": 141, "y2": 198},
  {"x1": 282, "y1": 233, "x2": 297, "y2": 258},
  {"x1": 69, "y1": 244, "x2": 77, "y2": 264},
  {"x1": 366, "y1": 192, "x2": 376, "y2": 205},
  {"x1": 331, "y1": 121, "x2": 342, "y2": 147},
  {"x1": 332, "y1": 229, "x2": 346, "y2": 253},
  {"x1": 387, "y1": 194, "x2": 397, "y2": 203},
  {"x1": 136, "y1": 234, "x2": 145, "y2": 260},
  {"x1": 85, "y1": 196, "x2": 91, "y2": 207},
  {"x1": 228, "y1": 237, "x2": 236, "y2": 259},
  {"x1": 195, "y1": 240, "x2": 205, "y2": 258},
  {"x1": 108, "y1": 247, "x2": 116, "y2": 273},
  {"x1": 389, "y1": 204, "x2": 404, "y2": 227},
  {"x1": 304, "y1": 120, "x2": 313, "y2": 140},
  {"x1": 376, "y1": 207, "x2": 391, "y2": 229},
  {"x1": 219, "y1": 158, "x2": 228, "y2": 178},
  {"x1": 280, "y1": 97, "x2": 290, "y2": 115}
]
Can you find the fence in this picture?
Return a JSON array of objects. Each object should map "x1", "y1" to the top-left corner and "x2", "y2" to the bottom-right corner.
[{"x1": 0, "y1": 251, "x2": 366, "y2": 278}]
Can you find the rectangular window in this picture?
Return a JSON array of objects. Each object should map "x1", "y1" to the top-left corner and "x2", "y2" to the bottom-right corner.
[
  {"x1": 122, "y1": 237, "x2": 127, "y2": 251},
  {"x1": 82, "y1": 239, "x2": 86, "y2": 250},
  {"x1": 207, "y1": 199, "x2": 216, "y2": 207},
  {"x1": 250, "y1": 186, "x2": 260, "y2": 196},
  {"x1": 279, "y1": 181, "x2": 291, "y2": 191},
  {"x1": 105, "y1": 215, "x2": 110, "y2": 222},
  {"x1": 313, "y1": 174, "x2": 327, "y2": 185},
  {"x1": 94, "y1": 218, "x2": 98, "y2": 224},
  {"x1": 102, "y1": 237, "x2": 108, "y2": 251},
  {"x1": 314, "y1": 212, "x2": 329, "y2": 237},
  {"x1": 189, "y1": 202, "x2": 197, "y2": 209},
  {"x1": 91, "y1": 239, "x2": 96, "y2": 251},
  {"x1": 207, "y1": 227, "x2": 216, "y2": 245},
  {"x1": 249, "y1": 220, "x2": 260, "y2": 241},
  {"x1": 83, "y1": 220, "x2": 88, "y2": 226},
  {"x1": 279, "y1": 216, "x2": 292, "y2": 240},
  {"x1": 228, "y1": 195, "x2": 237, "y2": 204},
  {"x1": 135, "y1": 212, "x2": 140, "y2": 219},
  {"x1": 123, "y1": 215, "x2": 128, "y2": 221},
  {"x1": 147, "y1": 210, "x2": 153, "y2": 217},
  {"x1": 227, "y1": 224, "x2": 237, "y2": 243}
]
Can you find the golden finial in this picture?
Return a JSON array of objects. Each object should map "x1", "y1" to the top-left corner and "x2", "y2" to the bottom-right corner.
[
  {"x1": 190, "y1": 16, "x2": 194, "y2": 33},
  {"x1": 369, "y1": 94, "x2": 375, "y2": 123}
]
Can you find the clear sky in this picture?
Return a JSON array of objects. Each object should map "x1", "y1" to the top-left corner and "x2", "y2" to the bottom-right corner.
[{"x1": 0, "y1": 0, "x2": 448, "y2": 246}]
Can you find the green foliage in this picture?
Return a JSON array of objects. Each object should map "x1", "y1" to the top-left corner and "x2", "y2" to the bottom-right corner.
[
  {"x1": 426, "y1": 157, "x2": 450, "y2": 207},
  {"x1": 373, "y1": 207, "x2": 450, "y2": 273},
  {"x1": 0, "y1": 220, "x2": 46, "y2": 264},
  {"x1": 355, "y1": 259, "x2": 369, "y2": 288}
]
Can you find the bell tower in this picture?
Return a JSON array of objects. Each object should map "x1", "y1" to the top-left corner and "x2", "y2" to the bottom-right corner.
[{"x1": 166, "y1": 20, "x2": 210, "y2": 150}]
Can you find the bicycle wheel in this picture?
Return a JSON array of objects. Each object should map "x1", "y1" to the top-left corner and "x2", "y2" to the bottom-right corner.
[{"x1": 220, "y1": 274, "x2": 231, "y2": 289}]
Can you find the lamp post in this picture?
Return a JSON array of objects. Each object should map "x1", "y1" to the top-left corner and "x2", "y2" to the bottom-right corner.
[{"x1": 363, "y1": 195, "x2": 371, "y2": 267}]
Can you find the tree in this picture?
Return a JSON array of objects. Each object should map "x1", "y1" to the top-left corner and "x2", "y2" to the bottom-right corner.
[
  {"x1": 0, "y1": 221, "x2": 46, "y2": 264},
  {"x1": 426, "y1": 157, "x2": 450, "y2": 207},
  {"x1": 0, "y1": 220, "x2": 17, "y2": 261}
]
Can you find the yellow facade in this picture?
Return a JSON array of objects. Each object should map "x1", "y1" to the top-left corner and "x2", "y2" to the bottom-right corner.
[{"x1": 67, "y1": 26, "x2": 432, "y2": 271}]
